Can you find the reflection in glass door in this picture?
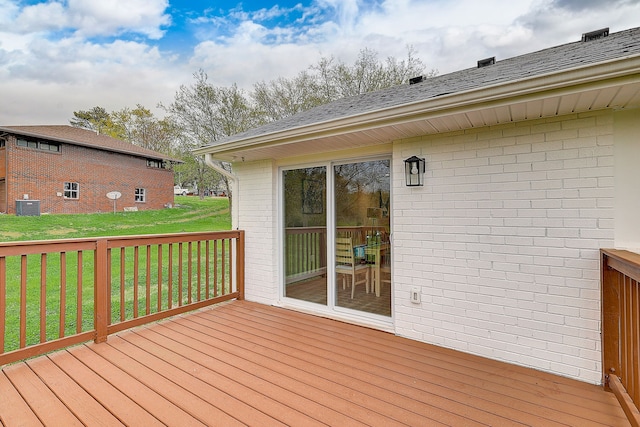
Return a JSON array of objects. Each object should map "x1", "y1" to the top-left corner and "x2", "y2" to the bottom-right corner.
[
  {"x1": 282, "y1": 160, "x2": 391, "y2": 317},
  {"x1": 283, "y1": 167, "x2": 327, "y2": 305},
  {"x1": 335, "y1": 160, "x2": 391, "y2": 317}
]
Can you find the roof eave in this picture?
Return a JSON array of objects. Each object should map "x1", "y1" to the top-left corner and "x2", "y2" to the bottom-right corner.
[
  {"x1": 0, "y1": 127, "x2": 178, "y2": 162},
  {"x1": 193, "y1": 54, "x2": 640, "y2": 160}
]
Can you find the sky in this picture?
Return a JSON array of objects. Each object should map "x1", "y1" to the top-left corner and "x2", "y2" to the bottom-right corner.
[{"x1": 1, "y1": 0, "x2": 639, "y2": 125}]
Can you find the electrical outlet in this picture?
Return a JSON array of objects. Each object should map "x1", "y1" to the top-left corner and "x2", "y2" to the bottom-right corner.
[{"x1": 410, "y1": 287, "x2": 421, "y2": 304}]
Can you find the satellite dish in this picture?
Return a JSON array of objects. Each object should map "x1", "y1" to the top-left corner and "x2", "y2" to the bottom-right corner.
[{"x1": 106, "y1": 191, "x2": 122, "y2": 200}]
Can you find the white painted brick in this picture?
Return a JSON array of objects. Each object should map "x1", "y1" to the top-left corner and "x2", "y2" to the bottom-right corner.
[
  {"x1": 580, "y1": 307, "x2": 601, "y2": 322},
  {"x1": 580, "y1": 165, "x2": 613, "y2": 178},
  {"x1": 564, "y1": 158, "x2": 598, "y2": 170},
  {"x1": 531, "y1": 179, "x2": 562, "y2": 190},
  {"x1": 530, "y1": 273, "x2": 565, "y2": 287},
  {"x1": 532, "y1": 159, "x2": 564, "y2": 171},
  {"x1": 531, "y1": 121, "x2": 563, "y2": 134},
  {"x1": 477, "y1": 129, "x2": 504, "y2": 141},
  {"x1": 517, "y1": 246, "x2": 548, "y2": 257},
  {"x1": 546, "y1": 168, "x2": 580, "y2": 179},
  {"x1": 562, "y1": 116, "x2": 597, "y2": 130},
  {"x1": 503, "y1": 125, "x2": 532, "y2": 137},
  {"x1": 579, "y1": 208, "x2": 613, "y2": 219},
  {"x1": 547, "y1": 228, "x2": 580, "y2": 238},
  {"x1": 546, "y1": 128, "x2": 579, "y2": 141},
  {"x1": 515, "y1": 133, "x2": 547, "y2": 147},
  {"x1": 564, "y1": 136, "x2": 597, "y2": 150},
  {"x1": 237, "y1": 110, "x2": 616, "y2": 386}
]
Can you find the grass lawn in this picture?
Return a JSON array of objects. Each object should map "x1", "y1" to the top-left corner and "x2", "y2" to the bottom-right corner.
[
  {"x1": 0, "y1": 196, "x2": 231, "y2": 241},
  {"x1": 1, "y1": 196, "x2": 231, "y2": 353}
]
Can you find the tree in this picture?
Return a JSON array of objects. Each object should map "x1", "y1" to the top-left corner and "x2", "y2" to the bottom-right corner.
[
  {"x1": 160, "y1": 70, "x2": 259, "y2": 203},
  {"x1": 69, "y1": 106, "x2": 114, "y2": 136},
  {"x1": 252, "y1": 72, "x2": 326, "y2": 123},
  {"x1": 110, "y1": 105, "x2": 178, "y2": 153},
  {"x1": 163, "y1": 46, "x2": 435, "y2": 210},
  {"x1": 70, "y1": 105, "x2": 179, "y2": 155},
  {"x1": 252, "y1": 46, "x2": 435, "y2": 123},
  {"x1": 161, "y1": 70, "x2": 257, "y2": 144},
  {"x1": 313, "y1": 46, "x2": 434, "y2": 98}
]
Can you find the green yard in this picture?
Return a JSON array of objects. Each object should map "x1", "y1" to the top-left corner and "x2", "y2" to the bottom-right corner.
[
  {"x1": 0, "y1": 196, "x2": 231, "y2": 241},
  {"x1": 1, "y1": 196, "x2": 232, "y2": 353}
]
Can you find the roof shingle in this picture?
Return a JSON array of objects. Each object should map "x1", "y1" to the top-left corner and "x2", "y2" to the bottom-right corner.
[
  {"x1": 0, "y1": 125, "x2": 177, "y2": 162},
  {"x1": 203, "y1": 26, "x2": 640, "y2": 148}
]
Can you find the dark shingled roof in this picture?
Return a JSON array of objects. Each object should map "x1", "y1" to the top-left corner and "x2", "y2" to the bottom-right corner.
[
  {"x1": 203, "y1": 26, "x2": 640, "y2": 148},
  {"x1": 0, "y1": 125, "x2": 178, "y2": 162}
]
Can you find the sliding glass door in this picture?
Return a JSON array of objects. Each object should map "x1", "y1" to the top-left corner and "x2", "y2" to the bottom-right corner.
[
  {"x1": 334, "y1": 160, "x2": 391, "y2": 316},
  {"x1": 282, "y1": 159, "x2": 391, "y2": 318},
  {"x1": 283, "y1": 166, "x2": 327, "y2": 305}
]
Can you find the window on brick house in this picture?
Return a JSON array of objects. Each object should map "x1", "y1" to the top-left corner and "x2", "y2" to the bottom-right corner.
[
  {"x1": 39, "y1": 141, "x2": 60, "y2": 152},
  {"x1": 63, "y1": 182, "x2": 79, "y2": 199},
  {"x1": 17, "y1": 137, "x2": 60, "y2": 152},
  {"x1": 135, "y1": 188, "x2": 146, "y2": 202},
  {"x1": 146, "y1": 159, "x2": 166, "y2": 169},
  {"x1": 17, "y1": 138, "x2": 37, "y2": 148}
]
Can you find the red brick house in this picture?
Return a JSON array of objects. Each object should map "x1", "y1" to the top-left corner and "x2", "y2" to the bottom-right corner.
[{"x1": 0, "y1": 125, "x2": 177, "y2": 215}]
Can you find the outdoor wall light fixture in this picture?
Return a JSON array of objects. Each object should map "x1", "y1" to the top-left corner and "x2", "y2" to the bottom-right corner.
[{"x1": 404, "y1": 156, "x2": 425, "y2": 187}]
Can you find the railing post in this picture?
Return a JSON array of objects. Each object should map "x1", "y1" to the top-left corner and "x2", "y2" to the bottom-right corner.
[
  {"x1": 237, "y1": 230, "x2": 245, "y2": 300},
  {"x1": 95, "y1": 239, "x2": 109, "y2": 343},
  {"x1": 602, "y1": 252, "x2": 620, "y2": 387}
]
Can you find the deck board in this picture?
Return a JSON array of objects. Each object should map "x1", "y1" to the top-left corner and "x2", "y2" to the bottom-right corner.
[
  {"x1": 69, "y1": 344, "x2": 208, "y2": 427},
  {"x1": 183, "y1": 305, "x2": 502, "y2": 426},
  {"x1": 146, "y1": 317, "x2": 429, "y2": 426},
  {"x1": 25, "y1": 356, "x2": 124, "y2": 427},
  {"x1": 214, "y1": 303, "x2": 619, "y2": 426},
  {"x1": 0, "y1": 371, "x2": 44, "y2": 427},
  {"x1": 93, "y1": 334, "x2": 259, "y2": 425},
  {"x1": 2, "y1": 362, "x2": 83, "y2": 427},
  {"x1": 47, "y1": 350, "x2": 165, "y2": 426},
  {"x1": 107, "y1": 334, "x2": 305, "y2": 426},
  {"x1": 0, "y1": 300, "x2": 632, "y2": 426}
]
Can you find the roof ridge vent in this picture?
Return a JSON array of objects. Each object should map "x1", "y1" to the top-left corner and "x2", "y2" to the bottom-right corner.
[
  {"x1": 477, "y1": 57, "x2": 495, "y2": 68},
  {"x1": 409, "y1": 75, "x2": 425, "y2": 85},
  {"x1": 582, "y1": 27, "x2": 609, "y2": 42}
]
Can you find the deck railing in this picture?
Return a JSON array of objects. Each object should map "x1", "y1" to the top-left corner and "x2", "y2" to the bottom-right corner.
[
  {"x1": 601, "y1": 249, "x2": 640, "y2": 426},
  {"x1": 0, "y1": 231, "x2": 244, "y2": 366},
  {"x1": 284, "y1": 226, "x2": 388, "y2": 283},
  {"x1": 285, "y1": 227, "x2": 327, "y2": 282}
]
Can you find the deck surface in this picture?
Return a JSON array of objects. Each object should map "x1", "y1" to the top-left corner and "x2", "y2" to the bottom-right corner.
[{"x1": 0, "y1": 300, "x2": 631, "y2": 426}]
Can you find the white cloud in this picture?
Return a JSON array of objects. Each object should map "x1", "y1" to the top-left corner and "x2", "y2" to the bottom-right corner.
[
  {"x1": 190, "y1": 40, "x2": 325, "y2": 89},
  {"x1": 244, "y1": 4, "x2": 304, "y2": 22},
  {"x1": 12, "y1": 2, "x2": 68, "y2": 33},
  {"x1": 4, "y1": 34, "x2": 168, "y2": 81},
  {"x1": 0, "y1": 0, "x2": 18, "y2": 24},
  {"x1": 11, "y1": 0, "x2": 170, "y2": 38},
  {"x1": 1, "y1": 73, "x2": 178, "y2": 125},
  {"x1": 230, "y1": 20, "x2": 270, "y2": 44},
  {"x1": 1, "y1": 0, "x2": 640, "y2": 125},
  {"x1": 66, "y1": 0, "x2": 171, "y2": 39}
]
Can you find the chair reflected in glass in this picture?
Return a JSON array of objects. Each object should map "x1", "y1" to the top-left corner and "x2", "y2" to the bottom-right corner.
[
  {"x1": 335, "y1": 237, "x2": 370, "y2": 298},
  {"x1": 365, "y1": 242, "x2": 390, "y2": 297}
]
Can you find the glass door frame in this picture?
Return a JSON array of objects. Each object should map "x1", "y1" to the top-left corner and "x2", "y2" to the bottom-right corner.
[{"x1": 278, "y1": 155, "x2": 393, "y2": 324}]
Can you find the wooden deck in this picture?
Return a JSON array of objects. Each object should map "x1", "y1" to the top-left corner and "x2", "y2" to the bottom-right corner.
[{"x1": 0, "y1": 300, "x2": 630, "y2": 426}]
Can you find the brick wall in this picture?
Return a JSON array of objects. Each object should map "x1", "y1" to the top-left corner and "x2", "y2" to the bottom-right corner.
[
  {"x1": 393, "y1": 111, "x2": 614, "y2": 384},
  {"x1": 231, "y1": 110, "x2": 615, "y2": 384},
  {"x1": 5, "y1": 136, "x2": 174, "y2": 214},
  {"x1": 235, "y1": 159, "x2": 279, "y2": 304}
]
